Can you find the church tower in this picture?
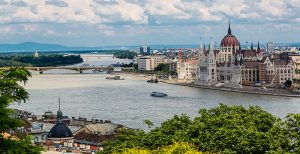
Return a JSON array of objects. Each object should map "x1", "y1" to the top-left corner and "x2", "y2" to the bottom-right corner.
[
  {"x1": 47, "y1": 98, "x2": 73, "y2": 144},
  {"x1": 208, "y1": 40, "x2": 217, "y2": 84}
]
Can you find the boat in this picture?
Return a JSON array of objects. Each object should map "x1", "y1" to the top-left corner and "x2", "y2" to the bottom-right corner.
[
  {"x1": 150, "y1": 92, "x2": 168, "y2": 97},
  {"x1": 106, "y1": 75, "x2": 125, "y2": 80},
  {"x1": 81, "y1": 63, "x2": 90, "y2": 67},
  {"x1": 147, "y1": 78, "x2": 158, "y2": 83}
]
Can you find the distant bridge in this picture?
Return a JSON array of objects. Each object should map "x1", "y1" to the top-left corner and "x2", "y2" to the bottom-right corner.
[
  {"x1": 65, "y1": 54, "x2": 115, "y2": 59},
  {"x1": 0, "y1": 66, "x2": 134, "y2": 74}
]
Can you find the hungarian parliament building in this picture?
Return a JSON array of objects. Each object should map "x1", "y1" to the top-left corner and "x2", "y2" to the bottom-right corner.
[{"x1": 177, "y1": 23, "x2": 295, "y2": 86}]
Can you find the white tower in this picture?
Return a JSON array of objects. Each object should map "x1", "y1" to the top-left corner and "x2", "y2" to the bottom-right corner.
[
  {"x1": 34, "y1": 50, "x2": 39, "y2": 58},
  {"x1": 208, "y1": 39, "x2": 217, "y2": 84}
]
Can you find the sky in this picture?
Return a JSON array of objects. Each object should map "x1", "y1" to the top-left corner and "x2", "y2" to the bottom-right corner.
[{"x1": 0, "y1": 0, "x2": 299, "y2": 46}]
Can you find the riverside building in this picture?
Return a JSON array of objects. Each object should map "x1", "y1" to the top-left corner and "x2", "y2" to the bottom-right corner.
[
  {"x1": 137, "y1": 55, "x2": 166, "y2": 71},
  {"x1": 180, "y1": 23, "x2": 296, "y2": 86}
]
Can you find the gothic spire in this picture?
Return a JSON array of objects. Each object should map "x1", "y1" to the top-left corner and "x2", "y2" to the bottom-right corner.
[
  {"x1": 199, "y1": 37, "x2": 202, "y2": 49},
  {"x1": 228, "y1": 20, "x2": 232, "y2": 34},
  {"x1": 57, "y1": 97, "x2": 63, "y2": 122},
  {"x1": 209, "y1": 37, "x2": 213, "y2": 51},
  {"x1": 257, "y1": 41, "x2": 260, "y2": 50},
  {"x1": 251, "y1": 42, "x2": 253, "y2": 50}
]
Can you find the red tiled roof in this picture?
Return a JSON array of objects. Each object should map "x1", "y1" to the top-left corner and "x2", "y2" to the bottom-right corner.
[
  {"x1": 74, "y1": 132, "x2": 115, "y2": 143},
  {"x1": 242, "y1": 61, "x2": 260, "y2": 67},
  {"x1": 243, "y1": 51, "x2": 257, "y2": 57}
]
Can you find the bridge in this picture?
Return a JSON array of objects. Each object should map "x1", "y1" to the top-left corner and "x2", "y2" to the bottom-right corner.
[
  {"x1": 0, "y1": 66, "x2": 134, "y2": 74},
  {"x1": 65, "y1": 54, "x2": 115, "y2": 59}
]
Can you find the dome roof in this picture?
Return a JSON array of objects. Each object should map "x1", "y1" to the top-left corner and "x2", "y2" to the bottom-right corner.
[
  {"x1": 48, "y1": 122, "x2": 73, "y2": 138},
  {"x1": 221, "y1": 22, "x2": 240, "y2": 48},
  {"x1": 221, "y1": 34, "x2": 240, "y2": 47},
  {"x1": 48, "y1": 99, "x2": 73, "y2": 139}
]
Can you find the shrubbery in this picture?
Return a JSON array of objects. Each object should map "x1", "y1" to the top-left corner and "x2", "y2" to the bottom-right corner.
[{"x1": 101, "y1": 104, "x2": 300, "y2": 154}]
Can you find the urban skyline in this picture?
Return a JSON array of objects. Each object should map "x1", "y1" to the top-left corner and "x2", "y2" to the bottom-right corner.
[{"x1": 0, "y1": 0, "x2": 299, "y2": 46}]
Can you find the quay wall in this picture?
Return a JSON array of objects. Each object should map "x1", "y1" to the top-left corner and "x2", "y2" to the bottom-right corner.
[{"x1": 160, "y1": 80, "x2": 300, "y2": 98}]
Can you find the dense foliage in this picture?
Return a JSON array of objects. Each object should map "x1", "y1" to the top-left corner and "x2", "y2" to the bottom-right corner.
[
  {"x1": 0, "y1": 135, "x2": 42, "y2": 154},
  {"x1": 113, "y1": 142, "x2": 206, "y2": 154},
  {"x1": 102, "y1": 104, "x2": 300, "y2": 154},
  {"x1": 111, "y1": 62, "x2": 134, "y2": 67},
  {"x1": 0, "y1": 68, "x2": 42, "y2": 153},
  {"x1": 113, "y1": 51, "x2": 137, "y2": 59},
  {"x1": 154, "y1": 63, "x2": 176, "y2": 75},
  {"x1": 0, "y1": 54, "x2": 83, "y2": 67}
]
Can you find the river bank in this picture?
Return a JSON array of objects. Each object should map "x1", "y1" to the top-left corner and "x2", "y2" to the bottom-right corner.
[
  {"x1": 116, "y1": 72, "x2": 300, "y2": 98},
  {"x1": 160, "y1": 80, "x2": 300, "y2": 98}
]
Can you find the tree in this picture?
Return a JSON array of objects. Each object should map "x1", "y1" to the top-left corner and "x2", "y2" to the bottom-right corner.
[
  {"x1": 268, "y1": 113, "x2": 300, "y2": 153},
  {"x1": 154, "y1": 63, "x2": 169, "y2": 72},
  {"x1": 101, "y1": 114, "x2": 192, "y2": 153},
  {"x1": 154, "y1": 63, "x2": 176, "y2": 75},
  {"x1": 144, "y1": 119, "x2": 154, "y2": 130},
  {"x1": 0, "y1": 54, "x2": 83, "y2": 67},
  {"x1": 0, "y1": 68, "x2": 42, "y2": 154},
  {"x1": 113, "y1": 51, "x2": 137, "y2": 60},
  {"x1": 188, "y1": 104, "x2": 278, "y2": 153},
  {"x1": 101, "y1": 104, "x2": 285, "y2": 154},
  {"x1": 113, "y1": 142, "x2": 207, "y2": 154}
]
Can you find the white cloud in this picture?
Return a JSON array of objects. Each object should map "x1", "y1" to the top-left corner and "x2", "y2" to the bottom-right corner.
[
  {"x1": 97, "y1": 25, "x2": 115, "y2": 36},
  {"x1": 0, "y1": 0, "x2": 298, "y2": 25},
  {"x1": 0, "y1": 0, "x2": 299, "y2": 45},
  {"x1": 0, "y1": 26, "x2": 13, "y2": 33}
]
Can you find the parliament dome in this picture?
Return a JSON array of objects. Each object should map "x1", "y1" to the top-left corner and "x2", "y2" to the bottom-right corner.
[{"x1": 221, "y1": 23, "x2": 240, "y2": 48}]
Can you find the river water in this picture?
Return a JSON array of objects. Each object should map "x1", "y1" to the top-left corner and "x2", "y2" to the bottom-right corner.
[{"x1": 10, "y1": 55, "x2": 300, "y2": 130}]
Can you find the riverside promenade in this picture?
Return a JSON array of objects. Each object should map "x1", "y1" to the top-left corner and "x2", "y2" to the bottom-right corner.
[{"x1": 160, "y1": 80, "x2": 300, "y2": 98}]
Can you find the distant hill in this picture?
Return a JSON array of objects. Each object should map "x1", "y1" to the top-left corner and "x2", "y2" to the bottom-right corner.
[
  {"x1": 0, "y1": 42, "x2": 299, "y2": 52},
  {"x1": 0, "y1": 42, "x2": 140, "y2": 52},
  {"x1": 0, "y1": 42, "x2": 70, "y2": 52}
]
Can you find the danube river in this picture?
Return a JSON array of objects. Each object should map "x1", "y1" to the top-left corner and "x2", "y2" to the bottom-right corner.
[{"x1": 10, "y1": 55, "x2": 300, "y2": 130}]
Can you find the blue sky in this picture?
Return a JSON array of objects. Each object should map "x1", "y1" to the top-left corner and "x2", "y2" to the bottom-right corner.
[{"x1": 0, "y1": 0, "x2": 299, "y2": 46}]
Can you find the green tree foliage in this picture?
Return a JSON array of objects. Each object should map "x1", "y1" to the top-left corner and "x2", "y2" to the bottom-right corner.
[
  {"x1": 154, "y1": 63, "x2": 176, "y2": 75},
  {"x1": 0, "y1": 68, "x2": 42, "y2": 154},
  {"x1": 113, "y1": 142, "x2": 207, "y2": 154},
  {"x1": 189, "y1": 104, "x2": 277, "y2": 153},
  {"x1": 0, "y1": 55, "x2": 83, "y2": 67},
  {"x1": 268, "y1": 113, "x2": 300, "y2": 153},
  {"x1": 154, "y1": 63, "x2": 169, "y2": 72},
  {"x1": 0, "y1": 134, "x2": 42, "y2": 154},
  {"x1": 114, "y1": 51, "x2": 137, "y2": 59},
  {"x1": 102, "y1": 104, "x2": 300, "y2": 154},
  {"x1": 144, "y1": 119, "x2": 154, "y2": 130},
  {"x1": 101, "y1": 114, "x2": 192, "y2": 153}
]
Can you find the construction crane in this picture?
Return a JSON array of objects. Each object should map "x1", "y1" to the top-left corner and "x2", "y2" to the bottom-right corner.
[{"x1": 270, "y1": 70, "x2": 279, "y2": 87}]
